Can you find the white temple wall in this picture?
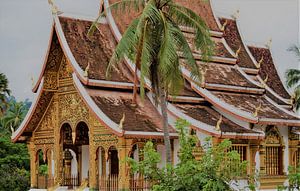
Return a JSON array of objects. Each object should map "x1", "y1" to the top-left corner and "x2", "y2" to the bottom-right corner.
[
  {"x1": 81, "y1": 145, "x2": 89, "y2": 180},
  {"x1": 51, "y1": 150, "x2": 55, "y2": 176},
  {"x1": 278, "y1": 126, "x2": 289, "y2": 173},
  {"x1": 69, "y1": 149, "x2": 78, "y2": 176}
]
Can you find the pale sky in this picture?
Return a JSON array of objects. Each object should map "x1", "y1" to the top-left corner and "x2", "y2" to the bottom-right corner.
[{"x1": 0, "y1": 0, "x2": 299, "y2": 101}]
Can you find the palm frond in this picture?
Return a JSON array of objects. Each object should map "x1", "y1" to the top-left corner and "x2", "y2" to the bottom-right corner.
[
  {"x1": 158, "y1": 11, "x2": 183, "y2": 95},
  {"x1": 106, "y1": 18, "x2": 140, "y2": 78},
  {"x1": 286, "y1": 69, "x2": 300, "y2": 88},
  {"x1": 169, "y1": 4, "x2": 214, "y2": 61},
  {"x1": 88, "y1": 0, "x2": 145, "y2": 36},
  {"x1": 288, "y1": 44, "x2": 300, "y2": 61}
]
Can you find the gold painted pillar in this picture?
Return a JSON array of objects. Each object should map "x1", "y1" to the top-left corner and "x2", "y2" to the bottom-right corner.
[
  {"x1": 28, "y1": 140, "x2": 37, "y2": 188},
  {"x1": 53, "y1": 130, "x2": 62, "y2": 185},
  {"x1": 259, "y1": 144, "x2": 266, "y2": 176},
  {"x1": 89, "y1": 144, "x2": 97, "y2": 189},
  {"x1": 119, "y1": 138, "x2": 132, "y2": 190},
  {"x1": 47, "y1": 150, "x2": 53, "y2": 178}
]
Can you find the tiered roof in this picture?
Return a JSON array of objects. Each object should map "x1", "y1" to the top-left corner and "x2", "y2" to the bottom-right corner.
[{"x1": 13, "y1": 0, "x2": 300, "y2": 142}]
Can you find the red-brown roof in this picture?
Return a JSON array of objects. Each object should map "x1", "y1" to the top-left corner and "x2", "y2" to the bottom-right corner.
[
  {"x1": 109, "y1": 0, "x2": 221, "y2": 33},
  {"x1": 219, "y1": 18, "x2": 257, "y2": 69},
  {"x1": 175, "y1": 104, "x2": 255, "y2": 133},
  {"x1": 248, "y1": 46, "x2": 290, "y2": 99},
  {"x1": 89, "y1": 89, "x2": 175, "y2": 133},
  {"x1": 213, "y1": 92, "x2": 296, "y2": 120},
  {"x1": 59, "y1": 17, "x2": 132, "y2": 82}
]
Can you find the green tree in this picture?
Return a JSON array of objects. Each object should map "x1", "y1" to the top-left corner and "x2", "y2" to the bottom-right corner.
[
  {"x1": 0, "y1": 133, "x2": 30, "y2": 191},
  {"x1": 1, "y1": 98, "x2": 29, "y2": 133},
  {"x1": 286, "y1": 45, "x2": 300, "y2": 110},
  {"x1": 128, "y1": 119, "x2": 248, "y2": 191},
  {"x1": 0, "y1": 73, "x2": 10, "y2": 116},
  {"x1": 90, "y1": 0, "x2": 214, "y2": 163}
]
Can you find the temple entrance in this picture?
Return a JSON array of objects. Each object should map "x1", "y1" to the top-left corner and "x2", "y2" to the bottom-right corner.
[{"x1": 60, "y1": 121, "x2": 89, "y2": 188}]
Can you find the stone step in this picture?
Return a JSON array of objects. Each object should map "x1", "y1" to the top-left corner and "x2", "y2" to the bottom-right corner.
[{"x1": 260, "y1": 176, "x2": 286, "y2": 190}]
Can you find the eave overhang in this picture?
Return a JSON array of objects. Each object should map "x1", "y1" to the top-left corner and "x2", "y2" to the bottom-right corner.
[{"x1": 12, "y1": 78, "x2": 45, "y2": 142}]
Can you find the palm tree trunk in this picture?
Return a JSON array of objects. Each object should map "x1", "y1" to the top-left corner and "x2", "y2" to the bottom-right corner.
[
  {"x1": 159, "y1": 88, "x2": 172, "y2": 164},
  {"x1": 133, "y1": 65, "x2": 138, "y2": 104}
]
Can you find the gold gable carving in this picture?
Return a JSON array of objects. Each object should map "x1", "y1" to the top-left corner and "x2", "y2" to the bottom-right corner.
[
  {"x1": 44, "y1": 72, "x2": 58, "y2": 90},
  {"x1": 35, "y1": 100, "x2": 57, "y2": 133},
  {"x1": 58, "y1": 57, "x2": 72, "y2": 80},
  {"x1": 265, "y1": 126, "x2": 281, "y2": 144},
  {"x1": 58, "y1": 93, "x2": 89, "y2": 126}
]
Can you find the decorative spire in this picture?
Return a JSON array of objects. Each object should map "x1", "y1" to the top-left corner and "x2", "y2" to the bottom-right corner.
[
  {"x1": 252, "y1": 103, "x2": 262, "y2": 117},
  {"x1": 221, "y1": 20, "x2": 228, "y2": 31},
  {"x1": 84, "y1": 63, "x2": 90, "y2": 78},
  {"x1": 31, "y1": 76, "x2": 35, "y2": 88},
  {"x1": 266, "y1": 38, "x2": 272, "y2": 48},
  {"x1": 48, "y1": 0, "x2": 62, "y2": 15},
  {"x1": 256, "y1": 56, "x2": 264, "y2": 69},
  {"x1": 119, "y1": 113, "x2": 125, "y2": 129},
  {"x1": 234, "y1": 45, "x2": 242, "y2": 58},
  {"x1": 231, "y1": 9, "x2": 240, "y2": 20},
  {"x1": 215, "y1": 115, "x2": 222, "y2": 131},
  {"x1": 263, "y1": 74, "x2": 269, "y2": 88}
]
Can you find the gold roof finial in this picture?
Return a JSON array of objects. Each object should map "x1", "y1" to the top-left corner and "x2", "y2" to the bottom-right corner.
[
  {"x1": 266, "y1": 38, "x2": 272, "y2": 48},
  {"x1": 48, "y1": 0, "x2": 62, "y2": 15},
  {"x1": 252, "y1": 103, "x2": 262, "y2": 117},
  {"x1": 234, "y1": 45, "x2": 242, "y2": 58},
  {"x1": 31, "y1": 76, "x2": 35, "y2": 88},
  {"x1": 84, "y1": 63, "x2": 90, "y2": 78},
  {"x1": 200, "y1": 68, "x2": 207, "y2": 88},
  {"x1": 119, "y1": 113, "x2": 125, "y2": 129},
  {"x1": 263, "y1": 75, "x2": 268, "y2": 84},
  {"x1": 290, "y1": 93, "x2": 296, "y2": 105},
  {"x1": 231, "y1": 9, "x2": 240, "y2": 20},
  {"x1": 221, "y1": 20, "x2": 228, "y2": 31},
  {"x1": 215, "y1": 115, "x2": 222, "y2": 132},
  {"x1": 256, "y1": 56, "x2": 264, "y2": 69}
]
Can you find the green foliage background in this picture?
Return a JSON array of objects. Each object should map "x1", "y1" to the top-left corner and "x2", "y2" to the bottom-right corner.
[{"x1": 0, "y1": 97, "x2": 30, "y2": 191}]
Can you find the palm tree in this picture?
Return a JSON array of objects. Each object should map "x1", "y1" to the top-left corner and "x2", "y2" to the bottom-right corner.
[
  {"x1": 90, "y1": 0, "x2": 214, "y2": 163},
  {"x1": 0, "y1": 73, "x2": 10, "y2": 116},
  {"x1": 2, "y1": 100, "x2": 28, "y2": 133},
  {"x1": 286, "y1": 45, "x2": 300, "y2": 110}
]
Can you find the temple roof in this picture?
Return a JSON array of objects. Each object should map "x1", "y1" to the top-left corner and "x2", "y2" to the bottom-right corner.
[
  {"x1": 12, "y1": 0, "x2": 300, "y2": 142},
  {"x1": 248, "y1": 46, "x2": 291, "y2": 99},
  {"x1": 59, "y1": 17, "x2": 132, "y2": 82}
]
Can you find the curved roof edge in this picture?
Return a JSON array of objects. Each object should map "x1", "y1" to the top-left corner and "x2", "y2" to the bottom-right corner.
[
  {"x1": 190, "y1": 83, "x2": 258, "y2": 123},
  {"x1": 32, "y1": 24, "x2": 54, "y2": 93},
  {"x1": 12, "y1": 78, "x2": 45, "y2": 142},
  {"x1": 167, "y1": 102, "x2": 263, "y2": 139},
  {"x1": 219, "y1": 17, "x2": 292, "y2": 105},
  {"x1": 72, "y1": 73, "x2": 124, "y2": 136}
]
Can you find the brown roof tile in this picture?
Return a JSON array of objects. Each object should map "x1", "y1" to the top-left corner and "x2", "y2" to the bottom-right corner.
[
  {"x1": 59, "y1": 17, "x2": 132, "y2": 82},
  {"x1": 175, "y1": 104, "x2": 255, "y2": 133},
  {"x1": 219, "y1": 18, "x2": 256, "y2": 69},
  {"x1": 248, "y1": 46, "x2": 290, "y2": 99},
  {"x1": 109, "y1": 0, "x2": 220, "y2": 33},
  {"x1": 196, "y1": 62, "x2": 258, "y2": 88},
  {"x1": 213, "y1": 92, "x2": 297, "y2": 120},
  {"x1": 90, "y1": 89, "x2": 175, "y2": 132},
  {"x1": 174, "y1": 0, "x2": 220, "y2": 31}
]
